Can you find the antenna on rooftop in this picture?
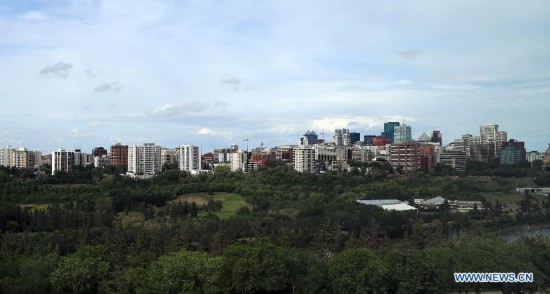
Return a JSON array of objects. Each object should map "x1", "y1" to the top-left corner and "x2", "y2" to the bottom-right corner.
[{"x1": 244, "y1": 138, "x2": 249, "y2": 152}]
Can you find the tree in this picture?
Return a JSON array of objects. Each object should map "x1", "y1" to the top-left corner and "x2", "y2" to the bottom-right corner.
[
  {"x1": 140, "y1": 249, "x2": 222, "y2": 293},
  {"x1": 219, "y1": 243, "x2": 291, "y2": 293},
  {"x1": 327, "y1": 248, "x2": 389, "y2": 293},
  {"x1": 50, "y1": 256, "x2": 111, "y2": 293}
]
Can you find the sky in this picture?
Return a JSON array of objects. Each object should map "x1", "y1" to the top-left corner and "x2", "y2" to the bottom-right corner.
[{"x1": 0, "y1": 0, "x2": 549, "y2": 153}]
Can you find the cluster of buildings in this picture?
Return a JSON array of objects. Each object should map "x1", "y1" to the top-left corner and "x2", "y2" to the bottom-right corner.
[
  {"x1": 357, "y1": 196, "x2": 483, "y2": 213},
  {"x1": 1, "y1": 122, "x2": 549, "y2": 176}
]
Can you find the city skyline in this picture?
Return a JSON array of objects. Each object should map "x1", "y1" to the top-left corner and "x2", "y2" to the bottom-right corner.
[{"x1": 1, "y1": 1, "x2": 549, "y2": 152}]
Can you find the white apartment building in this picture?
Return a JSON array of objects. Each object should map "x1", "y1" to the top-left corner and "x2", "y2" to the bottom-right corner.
[
  {"x1": 128, "y1": 143, "x2": 162, "y2": 176},
  {"x1": 178, "y1": 144, "x2": 201, "y2": 173},
  {"x1": 293, "y1": 146, "x2": 315, "y2": 173},
  {"x1": 52, "y1": 148, "x2": 75, "y2": 175},
  {"x1": 230, "y1": 150, "x2": 248, "y2": 172},
  {"x1": 334, "y1": 129, "x2": 350, "y2": 146},
  {"x1": 480, "y1": 124, "x2": 507, "y2": 155},
  {"x1": 0, "y1": 145, "x2": 12, "y2": 167}
]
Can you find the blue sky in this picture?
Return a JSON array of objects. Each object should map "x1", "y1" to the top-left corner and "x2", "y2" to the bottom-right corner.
[{"x1": 0, "y1": 0, "x2": 549, "y2": 152}]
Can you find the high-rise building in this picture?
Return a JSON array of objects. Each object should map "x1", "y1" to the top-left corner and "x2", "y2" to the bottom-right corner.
[
  {"x1": 393, "y1": 124, "x2": 412, "y2": 144},
  {"x1": 161, "y1": 148, "x2": 178, "y2": 167},
  {"x1": 349, "y1": 132, "x2": 360, "y2": 145},
  {"x1": 0, "y1": 145, "x2": 12, "y2": 167},
  {"x1": 480, "y1": 124, "x2": 507, "y2": 156},
  {"x1": 74, "y1": 149, "x2": 92, "y2": 167},
  {"x1": 334, "y1": 129, "x2": 350, "y2": 146},
  {"x1": 275, "y1": 145, "x2": 294, "y2": 163},
  {"x1": 28, "y1": 150, "x2": 42, "y2": 170},
  {"x1": 420, "y1": 145, "x2": 436, "y2": 172},
  {"x1": 363, "y1": 135, "x2": 376, "y2": 145},
  {"x1": 382, "y1": 122, "x2": 400, "y2": 144},
  {"x1": 390, "y1": 142, "x2": 421, "y2": 173},
  {"x1": 300, "y1": 131, "x2": 318, "y2": 146},
  {"x1": 431, "y1": 130, "x2": 442, "y2": 145},
  {"x1": 110, "y1": 143, "x2": 129, "y2": 166},
  {"x1": 500, "y1": 140, "x2": 526, "y2": 165},
  {"x1": 128, "y1": 143, "x2": 162, "y2": 176},
  {"x1": 469, "y1": 143, "x2": 495, "y2": 162},
  {"x1": 52, "y1": 148, "x2": 75, "y2": 175},
  {"x1": 10, "y1": 148, "x2": 29, "y2": 169},
  {"x1": 230, "y1": 150, "x2": 248, "y2": 172},
  {"x1": 440, "y1": 150, "x2": 467, "y2": 172},
  {"x1": 179, "y1": 145, "x2": 201, "y2": 173},
  {"x1": 213, "y1": 148, "x2": 232, "y2": 164},
  {"x1": 92, "y1": 147, "x2": 108, "y2": 157},
  {"x1": 293, "y1": 146, "x2": 315, "y2": 173},
  {"x1": 480, "y1": 123, "x2": 499, "y2": 143}
]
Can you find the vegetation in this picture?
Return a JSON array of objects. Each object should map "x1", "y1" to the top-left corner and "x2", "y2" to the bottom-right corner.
[{"x1": 0, "y1": 162, "x2": 549, "y2": 293}]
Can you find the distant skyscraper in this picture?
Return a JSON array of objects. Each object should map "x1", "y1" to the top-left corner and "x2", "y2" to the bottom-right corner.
[
  {"x1": 500, "y1": 140, "x2": 526, "y2": 165},
  {"x1": 300, "y1": 130, "x2": 318, "y2": 145},
  {"x1": 480, "y1": 124, "x2": 507, "y2": 156},
  {"x1": 469, "y1": 143, "x2": 495, "y2": 162},
  {"x1": 431, "y1": 130, "x2": 442, "y2": 145},
  {"x1": 393, "y1": 124, "x2": 412, "y2": 144},
  {"x1": 334, "y1": 129, "x2": 350, "y2": 145},
  {"x1": 480, "y1": 123, "x2": 499, "y2": 143},
  {"x1": 382, "y1": 122, "x2": 400, "y2": 144},
  {"x1": 349, "y1": 132, "x2": 360, "y2": 145}
]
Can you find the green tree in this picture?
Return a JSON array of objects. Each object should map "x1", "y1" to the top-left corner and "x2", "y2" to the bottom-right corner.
[
  {"x1": 327, "y1": 248, "x2": 389, "y2": 293},
  {"x1": 50, "y1": 256, "x2": 111, "y2": 293},
  {"x1": 140, "y1": 249, "x2": 222, "y2": 294},
  {"x1": 219, "y1": 243, "x2": 291, "y2": 293}
]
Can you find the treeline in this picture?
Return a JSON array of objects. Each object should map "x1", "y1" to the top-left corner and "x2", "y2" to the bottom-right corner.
[
  {"x1": 1, "y1": 164, "x2": 550, "y2": 292},
  {"x1": 2, "y1": 236, "x2": 550, "y2": 293}
]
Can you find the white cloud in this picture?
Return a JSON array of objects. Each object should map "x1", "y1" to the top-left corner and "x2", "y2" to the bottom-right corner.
[
  {"x1": 151, "y1": 103, "x2": 209, "y2": 117},
  {"x1": 0, "y1": 0, "x2": 548, "y2": 152},
  {"x1": 194, "y1": 128, "x2": 232, "y2": 137}
]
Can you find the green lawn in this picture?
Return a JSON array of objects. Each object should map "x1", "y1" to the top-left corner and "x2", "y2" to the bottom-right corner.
[
  {"x1": 174, "y1": 192, "x2": 252, "y2": 219},
  {"x1": 483, "y1": 192, "x2": 525, "y2": 205},
  {"x1": 484, "y1": 191, "x2": 548, "y2": 206}
]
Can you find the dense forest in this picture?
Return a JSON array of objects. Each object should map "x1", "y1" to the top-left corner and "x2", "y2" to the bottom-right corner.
[{"x1": 1, "y1": 162, "x2": 550, "y2": 293}]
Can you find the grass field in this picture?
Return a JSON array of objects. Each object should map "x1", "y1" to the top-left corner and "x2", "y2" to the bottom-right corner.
[{"x1": 171, "y1": 192, "x2": 252, "y2": 219}]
